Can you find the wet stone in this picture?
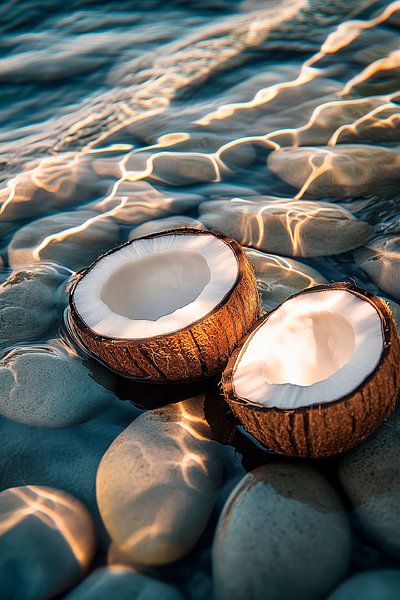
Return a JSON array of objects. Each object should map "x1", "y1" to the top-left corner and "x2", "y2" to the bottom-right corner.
[
  {"x1": 245, "y1": 247, "x2": 327, "y2": 311},
  {"x1": 356, "y1": 236, "x2": 400, "y2": 301},
  {"x1": 0, "y1": 485, "x2": 95, "y2": 600},
  {"x1": 129, "y1": 215, "x2": 206, "y2": 239},
  {"x1": 7, "y1": 209, "x2": 120, "y2": 271},
  {"x1": 90, "y1": 180, "x2": 203, "y2": 226},
  {"x1": 96, "y1": 396, "x2": 222, "y2": 565},
  {"x1": 0, "y1": 264, "x2": 67, "y2": 348},
  {"x1": 66, "y1": 566, "x2": 184, "y2": 600},
  {"x1": 267, "y1": 145, "x2": 400, "y2": 199},
  {"x1": 328, "y1": 569, "x2": 400, "y2": 600},
  {"x1": 151, "y1": 152, "x2": 219, "y2": 186},
  {"x1": 212, "y1": 463, "x2": 352, "y2": 600},
  {"x1": 338, "y1": 416, "x2": 400, "y2": 559},
  {"x1": 200, "y1": 197, "x2": 371, "y2": 257},
  {"x1": 0, "y1": 155, "x2": 109, "y2": 222},
  {"x1": 0, "y1": 343, "x2": 117, "y2": 428}
]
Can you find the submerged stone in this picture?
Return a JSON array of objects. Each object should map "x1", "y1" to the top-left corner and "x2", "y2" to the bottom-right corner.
[
  {"x1": 66, "y1": 566, "x2": 184, "y2": 600},
  {"x1": 355, "y1": 236, "x2": 400, "y2": 301},
  {"x1": 0, "y1": 343, "x2": 117, "y2": 428},
  {"x1": 129, "y1": 216, "x2": 205, "y2": 239},
  {"x1": 200, "y1": 197, "x2": 371, "y2": 257},
  {"x1": 328, "y1": 569, "x2": 400, "y2": 600},
  {"x1": 267, "y1": 145, "x2": 400, "y2": 198},
  {"x1": 151, "y1": 152, "x2": 219, "y2": 186},
  {"x1": 338, "y1": 416, "x2": 400, "y2": 559},
  {"x1": 213, "y1": 463, "x2": 351, "y2": 600},
  {"x1": 97, "y1": 396, "x2": 222, "y2": 565},
  {"x1": 0, "y1": 154, "x2": 109, "y2": 222},
  {"x1": 245, "y1": 247, "x2": 327, "y2": 310},
  {"x1": 0, "y1": 264, "x2": 67, "y2": 348},
  {"x1": 0, "y1": 486, "x2": 95, "y2": 600},
  {"x1": 7, "y1": 209, "x2": 120, "y2": 271}
]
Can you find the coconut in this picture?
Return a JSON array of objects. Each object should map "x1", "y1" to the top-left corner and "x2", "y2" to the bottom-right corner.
[
  {"x1": 222, "y1": 282, "x2": 400, "y2": 458},
  {"x1": 68, "y1": 228, "x2": 260, "y2": 382}
]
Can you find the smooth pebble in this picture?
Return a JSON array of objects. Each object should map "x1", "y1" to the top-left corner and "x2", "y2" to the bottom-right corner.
[
  {"x1": 328, "y1": 569, "x2": 400, "y2": 600},
  {"x1": 8, "y1": 209, "x2": 120, "y2": 271},
  {"x1": 0, "y1": 264, "x2": 67, "y2": 348},
  {"x1": 97, "y1": 396, "x2": 222, "y2": 565},
  {"x1": 213, "y1": 462, "x2": 352, "y2": 600},
  {"x1": 0, "y1": 485, "x2": 95, "y2": 600},
  {"x1": 355, "y1": 236, "x2": 400, "y2": 301},
  {"x1": 245, "y1": 247, "x2": 327, "y2": 310},
  {"x1": 200, "y1": 197, "x2": 371, "y2": 257},
  {"x1": 0, "y1": 343, "x2": 117, "y2": 428},
  {"x1": 66, "y1": 566, "x2": 184, "y2": 600},
  {"x1": 338, "y1": 417, "x2": 400, "y2": 559},
  {"x1": 129, "y1": 215, "x2": 206, "y2": 239},
  {"x1": 268, "y1": 145, "x2": 400, "y2": 198}
]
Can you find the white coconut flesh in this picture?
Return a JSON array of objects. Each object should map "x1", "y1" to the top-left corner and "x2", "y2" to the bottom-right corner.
[
  {"x1": 73, "y1": 233, "x2": 238, "y2": 339},
  {"x1": 232, "y1": 289, "x2": 384, "y2": 409}
]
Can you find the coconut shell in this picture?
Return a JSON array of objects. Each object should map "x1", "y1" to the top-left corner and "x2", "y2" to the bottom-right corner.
[
  {"x1": 222, "y1": 282, "x2": 400, "y2": 458},
  {"x1": 68, "y1": 228, "x2": 261, "y2": 382}
]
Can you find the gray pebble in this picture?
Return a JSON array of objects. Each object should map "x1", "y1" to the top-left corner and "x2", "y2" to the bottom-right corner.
[
  {"x1": 151, "y1": 151, "x2": 219, "y2": 186},
  {"x1": 66, "y1": 567, "x2": 184, "y2": 600},
  {"x1": 129, "y1": 216, "x2": 206, "y2": 239},
  {"x1": 0, "y1": 264, "x2": 67, "y2": 348},
  {"x1": 328, "y1": 569, "x2": 400, "y2": 600},
  {"x1": 245, "y1": 247, "x2": 327, "y2": 310},
  {"x1": 97, "y1": 397, "x2": 222, "y2": 565},
  {"x1": 200, "y1": 197, "x2": 371, "y2": 257},
  {"x1": 0, "y1": 343, "x2": 117, "y2": 428},
  {"x1": 213, "y1": 463, "x2": 352, "y2": 600},
  {"x1": 268, "y1": 145, "x2": 400, "y2": 198},
  {"x1": 338, "y1": 417, "x2": 400, "y2": 559},
  {"x1": 355, "y1": 236, "x2": 400, "y2": 301},
  {"x1": 0, "y1": 485, "x2": 95, "y2": 600},
  {"x1": 8, "y1": 209, "x2": 120, "y2": 271}
]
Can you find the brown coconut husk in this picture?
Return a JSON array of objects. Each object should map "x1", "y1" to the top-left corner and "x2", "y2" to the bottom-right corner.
[
  {"x1": 222, "y1": 282, "x2": 400, "y2": 458},
  {"x1": 68, "y1": 228, "x2": 260, "y2": 382}
]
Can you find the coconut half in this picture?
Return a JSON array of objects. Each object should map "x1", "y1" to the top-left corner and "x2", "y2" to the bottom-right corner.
[
  {"x1": 68, "y1": 229, "x2": 260, "y2": 382},
  {"x1": 222, "y1": 282, "x2": 400, "y2": 458}
]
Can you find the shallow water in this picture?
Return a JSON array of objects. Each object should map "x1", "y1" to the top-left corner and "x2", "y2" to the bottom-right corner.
[{"x1": 1, "y1": 1, "x2": 400, "y2": 598}]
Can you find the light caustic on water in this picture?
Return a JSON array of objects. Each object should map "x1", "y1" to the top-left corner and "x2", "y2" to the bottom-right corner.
[{"x1": 1, "y1": 1, "x2": 400, "y2": 268}]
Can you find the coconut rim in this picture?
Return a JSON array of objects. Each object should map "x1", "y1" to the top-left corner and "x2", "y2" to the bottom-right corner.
[
  {"x1": 222, "y1": 281, "x2": 395, "y2": 414},
  {"x1": 68, "y1": 228, "x2": 250, "y2": 346}
]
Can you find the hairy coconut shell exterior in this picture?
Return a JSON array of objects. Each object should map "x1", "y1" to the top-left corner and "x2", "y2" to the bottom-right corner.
[
  {"x1": 222, "y1": 282, "x2": 400, "y2": 458},
  {"x1": 68, "y1": 229, "x2": 260, "y2": 382}
]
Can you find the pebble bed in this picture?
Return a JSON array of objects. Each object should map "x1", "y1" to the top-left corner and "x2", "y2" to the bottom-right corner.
[{"x1": 1, "y1": 1, "x2": 400, "y2": 598}]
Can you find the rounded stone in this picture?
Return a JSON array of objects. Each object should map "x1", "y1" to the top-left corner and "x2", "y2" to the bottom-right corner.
[
  {"x1": 0, "y1": 343, "x2": 117, "y2": 428},
  {"x1": 129, "y1": 216, "x2": 206, "y2": 240},
  {"x1": 245, "y1": 247, "x2": 327, "y2": 310},
  {"x1": 356, "y1": 236, "x2": 400, "y2": 301},
  {"x1": 0, "y1": 485, "x2": 95, "y2": 600},
  {"x1": 0, "y1": 155, "x2": 108, "y2": 222},
  {"x1": 200, "y1": 197, "x2": 371, "y2": 257},
  {"x1": 213, "y1": 463, "x2": 352, "y2": 600},
  {"x1": 8, "y1": 209, "x2": 120, "y2": 271},
  {"x1": 267, "y1": 145, "x2": 400, "y2": 198},
  {"x1": 0, "y1": 264, "x2": 67, "y2": 348},
  {"x1": 97, "y1": 397, "x2": 222, "y2": 565},
  {"x1": 328, "y1": 570, "x2": 400, "y2": 600},
  {"x1": 152, "y1": 152, "x2": 218, "y2": 186},
  {"x1": 338, "y1": 417, "x2": 400, "y2": 559},
  {"x1": 66, "y1": 566, "x2": 184, "y2": 600}
]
